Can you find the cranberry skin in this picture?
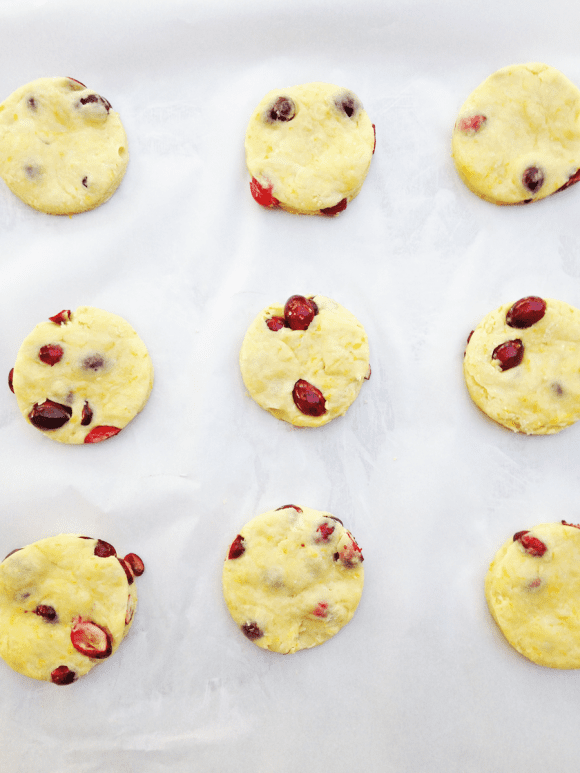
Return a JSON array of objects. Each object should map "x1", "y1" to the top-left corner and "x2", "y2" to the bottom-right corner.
[
  {"x1": 78, "y1": 93, "x2": 112, "y2": 112},
  {"x1": 276, "y1": 504, "x2": 303, "y2": 513},
  {"x1": 457, "y1": 114, "x2": 487, "y2": 133},
  {"x1": 292, "y1": 379, "x2": 327, "y2": 417},
  {"x1": 228, "y1": 535, "x2": 245, "y2": 559},
  {"x1": 81, "y1": 401, "x2": 93, "y2": 426},
  {"x1": 492, "y1": 339, "x2": 524, "y2": 371},
  {"x1": 70, "y1": 619, "x2": 113, "y2": 659},
  {"x1": 38, "y1": 344, "x2": 63, "y2": 366},
  {"x1": 8, "y1": 368, "x2": 14, "y2": 393},
  {"x1": 372, "y1": 124, "x2": 376, "y2": 154},
  {"x1": 124, "y1": 553, "x2": 145, "y2": 576},
  {"x1": 513, "y1": 530, "x2": 547, "y2": 557},
  {"x1": 522, "y1": 166, "x2": 544, "y2": 194},
  {"x1": 51, "y1": 665, "x2": 76, "y2": 685},
  {"x1": 315, "y1": 522, "x2": 335, "y2": 543},
  {"x1": 241, "y1": 622, "x2": 263, "y2": 641},
  {"x1": 334, "y1": 91, "x2": 360, "y2": 118},
  {"x1": 320, "y1": 198, "x2": 347, "y2": 216},
  {"x1": 250, "y1": 177, "x2": 279, "y2": 208},
  {"x1": 117, "y1": 557, "x2": 135, "y2": 585},
  {"x1": 84, "y1": 426, "x2": 121, "y2": 443},
  {"x1": 266, "y1": 316, "x2": 286, "y2": 331},
  {"x1": 34, "y1": 605, "x2": 57, "y2": 621},
  {"x1": 313, "y1": 602, "x2": 329, "y2": 618},
  {"x1": 267, "y1": 96, "x2": 296, "y2": 122},
  {"x1": 284, "y1": 295, "x2": 318, "y2": 331},
  {"x1": 28, "y1": 400, "x2": 72, "y2": 430},
  {"x1": 94, "y1": 539, "x2": 116, "y2": 558},
  {"x1": 506, "y1": 297, "x2": 547, "y2": 329},
  {"x1": 48, "y1": 310, "x2": 71, "y2": 325},
  {"x1": 558, "y1": 167, "x2": 580, "y2": 192}
]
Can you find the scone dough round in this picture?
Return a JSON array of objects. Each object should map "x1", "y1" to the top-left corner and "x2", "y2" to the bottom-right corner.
[
  {"x1": 239, "y1": 295, "x2": 370, "y2": 427},
  {"x1": 223, "y1": 505, "x2": 364, "y2": 653},
  {"x1": 245, "y1": 82, "x2": 375, "y2": 215},
  {"x1": 12, "y1": 306, "x2": 154, "y2": 444},
  {"x1": 0, "y1": 76, "x2": 129, "y2": 214},
  {"x1": 0, "y1": 534, "x2": 140, "y2": 683},
  {"x1": 452, "y1": 63, "x2": 580, "y2": 204},
  {"x1": 463, "y1": 297, "x2": 580, "y2": 434},
  {"x1": 485, "y1": 522, "x2": 580, "y2": 668}
]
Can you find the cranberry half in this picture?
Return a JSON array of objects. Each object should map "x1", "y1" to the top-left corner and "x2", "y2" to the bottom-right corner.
[
  {"x1": 241, "y1": 622, "x2": 263, "y2": 640},
  {"x1": 49, "y1": 310, "x2": 72, "y2": 325},
  {"x1": 124, "y1": 553, "x2": 145, "y2": 576},
  {"x1": 276, "y1": 504, "x2": 303, "y2": 513},
  {"x1": 506, "y1": 297, "x2": 546, "y2": 329},
  {"x1": 292, "y1": 379, "x2": 327, "y2": 416},
  {"x1": 513, "y1": 530, "x2": 547, "y2": 557},
  {"x1": 284, "y1": 295, "x2": 318, "y2": 331},
  {"x1": 8, "y1": 368, "x2": 14, "y2": 393},
  {"x1": 70, "y1": 619, "x2": 113, "y2": 659},
  {"x1": 457, "y1": 114, "x2": 487, "y2": 133},
  {"x1": 228, "y1": 535, "x2": 245, "y2": 559},
  {"x1": 492, "y1": 339, "x2": 524, "y2": 371},
  {"x1": 522, "y1": 166, "x2": 544, "y2": 194},
  {"x1": 266, "y1": 316, "x2": 286, "y2": 331},
  {"x1": 94, "y1": 539, "x2": 116, "y2": 558},
  {"x1": 81, "y1": 401, "x2": 93, "y2": 426},
  {"x1": 38, "y1": 344, "x2": 63, "y2": 366},
  {"x1": 84, "y1": 426, "x2": 121, "y2": 443},
  {"x1": 320, "y1": 198, "x2": 347, "y2": 216},
  {"x1": 51, "y1": 665, "x2": 76, "y2": 685},
  {"x1": 267, "y1": 96, "x2": 296, "y2": 122},
  {"x1": 34, "y1": 605, "x2": 57, "y2": 621},
  {"x1": 250, "y1": 177, "x2": 279, "y2": 208},
  {"x1": 28, "y1": 400, "x2": 72, "y2": 430}
]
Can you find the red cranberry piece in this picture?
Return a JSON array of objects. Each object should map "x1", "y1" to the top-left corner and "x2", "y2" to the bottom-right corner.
[
  {"x1": 228, "y1": 535, "x2": 245, "y2": 559},
  {"x1": 334, "y1": 91, "x2": 361, "y2": 118},
  {"x1": 320, "y1": 198, "x2": 347, "y2": 216},
  {"x1": 313, "y1": 602, "x2": 329, "y2": 618},
  {"x1": 28, "y1": 400, "x2": 72, "y2": 430},
  {"x1": 51, "y1": 665, "x2": 76, "y2": 685},
  {"x1": 34, "y1": 604, "x2": 57, "y2": 621},
  {"x1": 292, "y1": 379, "x2": 327, "y2": 417},
  {"x1": 506, "y1": 297, "x2": 546, "y2": 329},
  {"x1": 372, "y1": 124, "x2": 376, "y2": 154},
  {"x1": 267, "y1": 96, "x2": 296, "y2": 122},
  {"x1": 49, "y1": 310, "x2": 72, "y2": 325},
  {"x1": 276, "y1": 504, "x2": 303, "y2": 513},
  {"x1": 558, "y1": 167, "x2": 580, "y2": 192},
  {"x1": 492, "y1": 339, "x2": 524, "y2": 371},
  {"x1": 38, "y1": 344, "x2": 63, "y2": 366},
  {"x1": 315, "y1": 522, "x2": 335, "y2": 543},
  {"x1": 84, "y1": 426, "x2": 121, "y2": 444},
  {"x1": 70, "y1": 619, "x2": 113, "y2": 659},
  {"x1": 457, "y1": 114, "x2": 487, "y2": 133},
  {"x1": 250, "y1": 177, "x2": 279, "y2": 208},
  {"x1": 266, "y1": 316, "x2": 286, "y2": 331},
  {"x1": 67, "y1": 78, "x2": 86, "y2": 89},
  {"x1": 117, "y1": 557, "x2": 134, "y2": 585},
  {"x1": 522, "y1": 166, "x2": 544, "y2": 194},
  {"x1": 124, "y1": 553, "x2": 145, "y2": 576},
  {"x1": 78, "y1": 93, "x2": 112, "y2": 112},
  {"x1": 8, "y1": 368, "x2": 14, "y2": 393},
  {"x1": 334, "y1": 532, "x2": 364, "y2": 567},
  {"x1": 284, "y1": 295, "x2": 318, "y2": 331},
  {"x1": 81, "y1": 401, "x2": 93, "y2": 426},
  {"x1": 94, "y1": 539, "x2": 116, "y2": 558},
  {"x1": 241, "y1": 622, "x2": 263, "y2": 640},
  {"x1": 513, "y1": 530, "x2": 547, "y2": 557}
]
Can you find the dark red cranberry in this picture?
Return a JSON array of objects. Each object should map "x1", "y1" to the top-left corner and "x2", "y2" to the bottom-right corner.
[
  {"x1": 506, "y1": 297, "x2": 546, "y2": 329},
  {"x1": 70, "y1": 619, "x2": 113, "y2": 659},
  {"x1": 292, "y1": 379, "x2": 327, "y2": 416},
  {"x1": 241, "y1": 622, "x2": 263, "y2": 640},
  {"x1": 94, "y1": 539, "x2": 116, "y2": 558},
  {"x1": 372, "y1": 124, "x2": 376, "y2": 153},
  {"x1": 28, "y1": 400, "x2": 72, "y2": 430},
  {"x1": 492, "y1": 339, "x2": 524, "y2": 371},
  {"x1": 78, "y1": 93, "x2": 112, "y2": 112},
  {"x1": 8, "y1": 368, "x2": 14, "y2": 393},
  {"x1": 250, "y1": 177, "x2": 279, "y2": 208},
  {"x1": 2, "y1": 547, "x2": 22, "y2": 561},
  {"x1": 34, "y1": 605, "x2": 57, "y2": 621},
  {"x1": 276, "y1": 504, "x2": 303, "y2": 513},
  {"x1": 320, "y1": 198, "x2": 347, "y2": 216},
  {"x1": 228, "y1": 535, "x2": 245, "y2": 559},
  {"x1": 266, "y1": 316, "x2": 286, "y2": 331},
  {"x1": 82, "y1": 176, "x2": 88, "y2": 188},
  {"x1": 124, "y1": 553, "x2": 145, "y2": 576},
  {"x1": 315, "y1": 522, "x2": 335, "y2": 543},
  {"x1": 117, "y1": 557, "x2": 134, "y2": 585},
  {"x1": 27, "y1": 96, "x2": 38, "y2": 111},
  {"x1": 558, "y1": 167, "x2": 580, "y2": 192},
  {"x1": 522, "y1": 166, "x2": 544, "y2": 194},
  {"x1": 82, "y1": 354, "x2": 105, "y2": 371},
  {"x1": 51, "y1": 665, "x2": 76, "y2": 685},
  {"x1": 84, "y1": 426, "x2": 121, "y2": 443},
  {"x1": 284, "y1": 295, "x2": 318, "y2": 331},
  {"x1": 48, "y1": 310, "x2": 71, "y2": 325},
  {"x1": 81, "y1": 401, "x2": 93, "y2": 426},
  {"x1": 313, "y1": 602, "x2": 329, "y2": 617},
  {"x1": 457, "y1": 114, "x2": 487, "y2": 133},
  {"x1": 513, "y1": 530, "x2": 547, "y2": 557},
  {"x1": 38, "y1": 344, "x2": 63, "y2": 366},
  {"x1": 267, "y1": 96, "x2": 296, "y2": 122},
  {"x1": 335, "y1": 92, "x2": 360, "y2": 118}
]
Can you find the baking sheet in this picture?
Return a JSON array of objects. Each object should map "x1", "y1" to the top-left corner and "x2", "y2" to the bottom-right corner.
[{"x1": 2, "y1": 0, "x2": 580, "y2": 770}]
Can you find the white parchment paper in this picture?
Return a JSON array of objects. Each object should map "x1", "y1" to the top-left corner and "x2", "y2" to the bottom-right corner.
[{"x1": 2, "y1": 0, "x2": 580, "y2": 771}]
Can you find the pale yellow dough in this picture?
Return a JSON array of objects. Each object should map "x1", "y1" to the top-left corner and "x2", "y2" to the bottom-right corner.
[
  {"x1": 245, "y1": 82, "x2": 375, "y2": 214},
  {"x1": 0, "y1": 534, "x2": 138, "y2": 683},
  {"x1": 239, "y1": 295, "x2": 370, "y2": 427},
  {"x1": 0, "y1": 76, "x2": 128, "y2": 214},
  {"x1": 222, "y1": 505, "x2": 364, "y2": 654},
  {"x1": 452, "y1": 63, "x2": 580, "y2": 204},
  {"x1": 463, "y1": 298, "x2": 580, "y2": 434},
  {"x1": 12, "y1": 306, "x2": 154, "y2": 444},
  {"x1": 485, "y1": 522, "x2": 580, "y2": 668}
]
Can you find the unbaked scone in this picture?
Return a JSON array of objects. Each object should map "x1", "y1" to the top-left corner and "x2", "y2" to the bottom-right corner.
[
  {"x1": 0, "y1": 76, "x2": 128, "y2": 214},
  {"x1": 10, "y1": 306, "x2": 154, "y2": 444},
  {"x1": 240, "y1": 294, "x2": 370, "y2": 427},
  {"x1": 452, "y1": 63, "x2": 580, "y2": 204},
  {"x1": 223, "y1": 505, "x2": 364, "y2": 653},
  {"x1": 0, "y1": 534, "x2": 144, "y2": 684},
  {"x1": 485, "y1": 521, "x2": 580, "y2": 668},
  {"x1": 463, "y1": 296, "x2": 580, "y2": 434},
  {"x1": 245, "y1": 82, "x2": 375, "y2": 215}
]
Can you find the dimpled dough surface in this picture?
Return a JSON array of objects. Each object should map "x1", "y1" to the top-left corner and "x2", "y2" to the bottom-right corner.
[
  {"x1": 239, "y1": 295, "x2": 370, "y2": 427},
  {"x1": 222, "y1": 506, "x2": 364, "y2": 654},
  {"x1": 12, "y1": 306, "x2": 154, "y2": 444},
  {"x1": 485, "y1": 523, "x2": 580, "y2": 669},
  {"x1": 245, "y1": 82, "x2": 375, "y2": 214},
  {"x1": 0, "y1": 535, "x2": 136, "y2": 682},
  {"x1": 0, "y1": 76, "x2": 128, "y2": 214},
  {"x1": 463, "y1": 298, "x2": 580, "y2": 434},
  {"x1": 452, "y1": 63, "x2": 580, "y2": 204}
]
